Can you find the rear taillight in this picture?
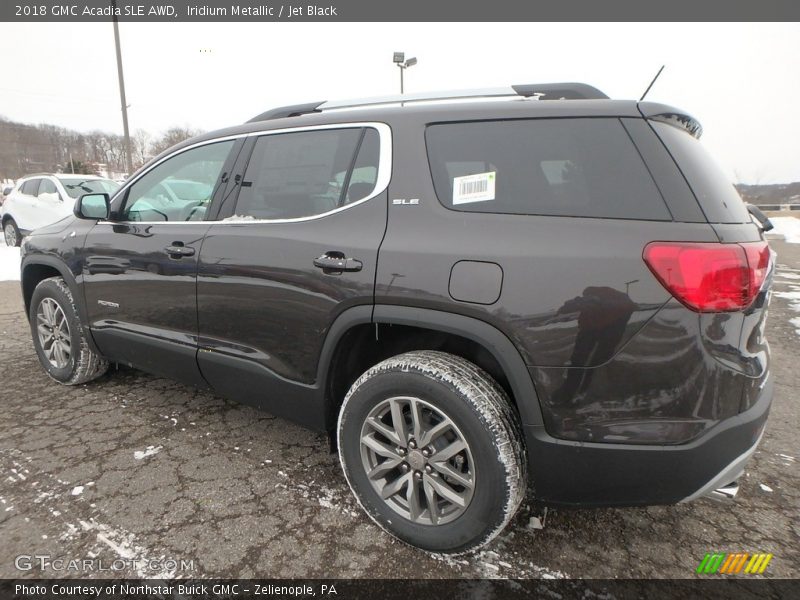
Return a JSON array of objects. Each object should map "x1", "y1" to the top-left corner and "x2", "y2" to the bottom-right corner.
[{"x1": 643, "y1": 241, "x2": 770, "y2": 312}]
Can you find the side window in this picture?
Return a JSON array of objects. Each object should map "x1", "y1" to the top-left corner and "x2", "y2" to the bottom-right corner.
[
  {"x1": 21, "y1": 179, "x2": 40, "y2": 196},
  {"x1": 122, "y1": 141, "x2": 234, "y2": 222},
  {"x1": 232, "y1": 127, "x2": 378, "y2": 220},
  {"x1": 37, "y1": 179, "x2": 59, "y2": 200},
  {"x1": 425, "y1": 118, "x2": 671, "y2": 220},
  {"x1": 339, "y1": 128, "x2": 380, "y2": 206},
  {"x1": 651, "y1": 122, "x2": 750, "y2": 224}
]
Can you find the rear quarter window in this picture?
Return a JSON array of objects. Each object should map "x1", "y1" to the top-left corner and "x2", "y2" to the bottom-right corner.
[
  {"x1": 20, "y1": 179, "x2": 40, "y2": 196},
  {"x1": 425, "y1": 118, "x2": 671, "y2": 220},
  {"x1": 651, "y1": 122, "x2": 750, "y2": 224}
]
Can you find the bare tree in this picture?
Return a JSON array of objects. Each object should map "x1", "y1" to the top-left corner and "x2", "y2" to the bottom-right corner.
[
  {"x1": 150, "y1": 127, "x2": 202, "y2": 156},
  {"x1": 132, "y1": 129, "x2": 152, "y2": 168}
]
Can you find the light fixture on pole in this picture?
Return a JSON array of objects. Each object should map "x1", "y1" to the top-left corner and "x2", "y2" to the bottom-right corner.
[{"x1": 393, "y1": 52, "x2": 417, "y2": 94}]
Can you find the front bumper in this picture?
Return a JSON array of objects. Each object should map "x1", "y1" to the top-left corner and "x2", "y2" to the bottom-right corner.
[{"x1": 523, "y1": 374, "x2": 773, "y2": 507}]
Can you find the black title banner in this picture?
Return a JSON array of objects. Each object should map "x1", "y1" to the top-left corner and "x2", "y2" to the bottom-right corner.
[
  {"x1": 4, "y1": 579, "x2": 800, "y2": 600},
  {"x1": 2, "y1": 0, "x2": 800, "y2": 22}
]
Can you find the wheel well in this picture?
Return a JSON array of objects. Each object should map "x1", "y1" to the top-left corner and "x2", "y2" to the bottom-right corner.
[
  {"x1": 1, "y1": 214, "x2": 12, "y2": 225},
  {"x1": 325, "y1": 323, "x2": 516, "y2": 432},
  {"x1": 21, "y1": 264, "x2": 62, "y2": 318}
]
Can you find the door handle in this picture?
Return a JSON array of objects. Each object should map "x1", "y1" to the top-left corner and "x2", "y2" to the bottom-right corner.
[
  {"x1": 313, "y1": 252, "x2": 362, "y2": 273},
  {"x1": 165, "y1": 244, "x2": 195, "y2": 258}
]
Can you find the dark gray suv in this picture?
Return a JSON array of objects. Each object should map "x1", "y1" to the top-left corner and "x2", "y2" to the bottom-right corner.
[{"x1": 19, "y1": 83, "x2": 774, "y2": 553}]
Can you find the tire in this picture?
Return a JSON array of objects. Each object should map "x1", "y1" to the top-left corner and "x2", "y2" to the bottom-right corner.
[
  {"x1": 3, "y1": 218, "x2": 21, "y2": 247},
  {"x1": 29, "y1": 277, "x2": 108, "y2": 385},
  {"x1": 337, "y1": 350, "x2": 527, "y2": 554}
]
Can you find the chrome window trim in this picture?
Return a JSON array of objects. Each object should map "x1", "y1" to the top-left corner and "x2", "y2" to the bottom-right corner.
[{"x1": 102, "y1": 122, "x2": 392, "y2": 226}]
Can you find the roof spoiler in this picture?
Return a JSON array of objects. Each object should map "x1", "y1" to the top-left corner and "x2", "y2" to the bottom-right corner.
[
  {"x1": 246, "y1": 82, "x2": 609, "y2": 123},
  {"x1": 638, "y1": 101, "x2": 703, "y2": 139}
]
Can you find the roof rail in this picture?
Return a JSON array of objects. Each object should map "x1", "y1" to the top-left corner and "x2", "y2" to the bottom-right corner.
[
  {"x1": 245, "y1": 82, "x2": 608, "y2": 123},
  {"x1": 320, "y1": 82, "x2": 608, "y2": 111},
  {"x1": 246, "y1": 101, "x2": 325, "y2": 123}
]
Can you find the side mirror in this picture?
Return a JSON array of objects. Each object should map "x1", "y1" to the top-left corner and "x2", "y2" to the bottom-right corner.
[
  {"x1": 74, "y1": 193, "x2": 110, "y2": 220},
  {"x1": 1, "y1": 186, "x2": 12, "y2": 196}
]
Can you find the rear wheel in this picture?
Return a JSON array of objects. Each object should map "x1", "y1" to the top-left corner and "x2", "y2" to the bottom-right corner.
[
  {"x1": 29, "y1": 277, "x2": 108, "y2": 385},
  {"x1": 3, "y1": 218, "x2": 20, "y2": 247},
  {"x1": 337, "y1": 350, "x2": 526, "y2": 553}
]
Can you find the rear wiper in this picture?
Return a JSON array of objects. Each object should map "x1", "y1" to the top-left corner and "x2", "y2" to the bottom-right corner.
[{"x1": 746, "y1": 204, "x2": 774, "y2": 233}]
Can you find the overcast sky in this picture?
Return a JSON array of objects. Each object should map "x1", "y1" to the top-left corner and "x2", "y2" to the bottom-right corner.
[{"x1": 1, "y1": 22, "x2": 798, "y2": 183}]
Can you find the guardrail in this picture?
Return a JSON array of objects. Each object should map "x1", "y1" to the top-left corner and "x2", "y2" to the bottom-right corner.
[{"x1": 754, "y1": 204, "x2": 800, "y2": 212}]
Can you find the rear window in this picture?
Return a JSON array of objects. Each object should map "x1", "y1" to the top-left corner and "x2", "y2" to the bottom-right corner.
[
  {"x1": 234, "y1": 127, "x2": 378, "y2": 220},
  {"x1": 651, "y1": 122, "x2": 750, "y2": 224},
  {"x1": 425, "y1": 118, "x2": 670, "y2": 220}
]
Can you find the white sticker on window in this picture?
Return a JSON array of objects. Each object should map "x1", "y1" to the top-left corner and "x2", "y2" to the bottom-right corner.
[{"x1": 452, "y1": 171, "x2": 496, "y2": 205}]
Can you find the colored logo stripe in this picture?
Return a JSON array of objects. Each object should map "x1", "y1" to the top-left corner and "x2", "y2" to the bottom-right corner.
[{"x1": 697, "y1": 552, "x2": 773, "y2": 574}]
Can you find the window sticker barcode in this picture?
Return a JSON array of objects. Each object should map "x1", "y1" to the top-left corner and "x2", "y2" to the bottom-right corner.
[{"x1": 453, "y1": 171, "x2": 496, "y2": 205}]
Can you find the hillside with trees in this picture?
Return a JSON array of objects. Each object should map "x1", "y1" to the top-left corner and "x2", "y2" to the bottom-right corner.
[{"x1": 0, "y1": 115, "x2": 200, "y2": 180}]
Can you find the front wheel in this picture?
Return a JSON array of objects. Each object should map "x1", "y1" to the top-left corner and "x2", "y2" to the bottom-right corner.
[
  {"x1": 337, "y1": 350, "x2": 527, "y2": 553},
  {"x1": 29, "y1": 277, "x2": 109, "y2": 385}
]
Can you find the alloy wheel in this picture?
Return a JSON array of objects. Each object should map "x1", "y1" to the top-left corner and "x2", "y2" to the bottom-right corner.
[
  {"x1": 359, "y1": 396, "x2": 475, "y2": 525},
  {"x1": 36, "y1": 298, "x2": 71, "y2": 369}
]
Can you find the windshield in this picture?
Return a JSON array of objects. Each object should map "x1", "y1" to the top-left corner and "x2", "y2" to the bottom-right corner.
[{"x1": 58, "y1": 178, "x2": 121, "y2": 199}]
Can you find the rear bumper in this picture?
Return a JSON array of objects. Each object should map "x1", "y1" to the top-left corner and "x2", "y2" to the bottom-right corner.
[{"x1": 524, "y1": 374, "x2": 773, "y2": 506}]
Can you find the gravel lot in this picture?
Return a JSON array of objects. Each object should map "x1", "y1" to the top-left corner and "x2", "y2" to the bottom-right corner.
[{"x1": 0, "y1": 240, "x2": 798, "y2": 580}]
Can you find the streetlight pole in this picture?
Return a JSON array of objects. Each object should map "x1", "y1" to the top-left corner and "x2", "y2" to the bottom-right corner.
[
  {"x1": 112, "y1": 0, "x2": 133, "y2": 175},
  {"x1": 393, "y1": 52, "x2": 417, "y2": 95}
]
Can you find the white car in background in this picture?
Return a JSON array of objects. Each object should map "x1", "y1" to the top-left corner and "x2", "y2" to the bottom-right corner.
[{"x1": 1, "y1": 174, "x2": 120, "y2": 246}]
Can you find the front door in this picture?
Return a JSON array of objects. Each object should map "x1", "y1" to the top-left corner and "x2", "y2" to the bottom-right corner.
[
  {"x1": 196, "y1": 124, "x2": 389, "y2": 427},
  {"x1": 81, "y1": 139, "x2": 240, "y2": 386}
]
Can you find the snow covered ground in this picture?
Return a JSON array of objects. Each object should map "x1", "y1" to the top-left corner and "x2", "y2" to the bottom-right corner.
[
  {"x1": 768, "y1": 216, "x2": 800, "y2": 244},
  {"x1": 0, "y1": 238, "x2": 21, "y2": 281}
]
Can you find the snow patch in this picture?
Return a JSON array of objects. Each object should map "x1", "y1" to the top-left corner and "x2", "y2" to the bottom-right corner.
[
  {"x1": 70, "y1": 486, "x2": 84, "y2": 496},
  {"x1": 790, "y1": 317, "x2": 800, "y2": 338},
  {"x1": 0, "y1": 244, "x2": 21, "y2": 281},
  {"x1": 78, "y1": 519, "x2": 177, "y2": 578},
  {"x1": 774, "y1": 290, "x2": 800, "y2": 312},
  {"x1": 759, "y1": 483, "x2": 773, "y2": 492},
  {"x1": 133, "y1": 445, "x2": 162, "y2": 460},
  {"x1": 767, "y1": 216, "x2": 800, "y2": 243}
]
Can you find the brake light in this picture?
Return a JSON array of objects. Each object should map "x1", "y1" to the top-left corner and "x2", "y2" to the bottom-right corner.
[{"x1": 643, "y1": 241, "x2": 770, "y2": 312}]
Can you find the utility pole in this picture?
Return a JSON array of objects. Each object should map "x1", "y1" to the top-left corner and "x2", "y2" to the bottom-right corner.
[{"x1": 112, "y1": 1, "x2": 133, "y2": 175}]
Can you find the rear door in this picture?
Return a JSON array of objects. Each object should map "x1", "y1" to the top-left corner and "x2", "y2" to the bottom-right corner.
[
  {"x1": 196, "y1": 123, "x2": 389, "y2": 428},
  {"x1": 82, "y1": 139, "x2": 241, "y2": 386}
]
